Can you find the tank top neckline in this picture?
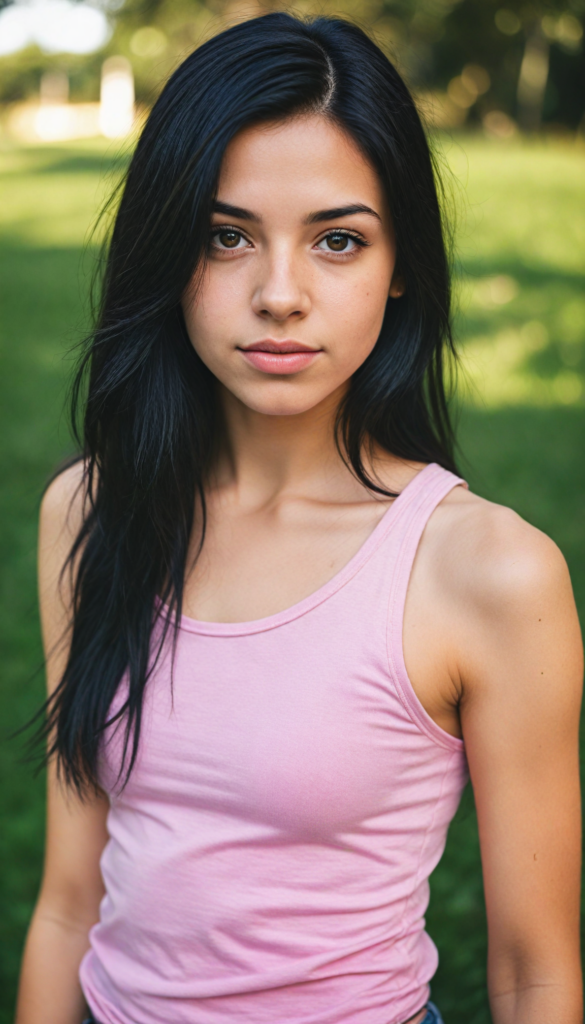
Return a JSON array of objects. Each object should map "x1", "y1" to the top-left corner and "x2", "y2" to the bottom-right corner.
[{"x1": 165, "y1": 461, "x2": 448, "y2": 638}]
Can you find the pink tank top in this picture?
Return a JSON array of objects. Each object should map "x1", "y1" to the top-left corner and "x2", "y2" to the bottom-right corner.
[{"x1": 80, "y1": 462, "x2": 468, "y2": 1024}]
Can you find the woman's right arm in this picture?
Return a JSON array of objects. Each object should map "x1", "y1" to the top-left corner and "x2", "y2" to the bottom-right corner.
[{"x1": 15, "y1": 464, "x2": 109, "y2": 1024}]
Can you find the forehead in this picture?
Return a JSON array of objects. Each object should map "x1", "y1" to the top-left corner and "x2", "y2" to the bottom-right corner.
[{"x1": 216, "y1": 114, "x2": 386, "y2": 216}]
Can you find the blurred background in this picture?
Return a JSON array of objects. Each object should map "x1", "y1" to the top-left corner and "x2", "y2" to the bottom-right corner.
[{"x1": 0, "y1": 0, "x2": 584, "y2": 1021}]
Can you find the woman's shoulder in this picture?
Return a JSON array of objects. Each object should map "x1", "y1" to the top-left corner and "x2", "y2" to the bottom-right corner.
[
  {"x1": 430, "y1": 481, "x2": 572, "y2": 622},
  {"x1": 370, "y1": 452, "x2": 570, "y2": 609},
  {"x1": 39, "y1": 458, "x2": 90, "y2": 587},
  {"x1": 418, "y1": 480, "x2": 581, "y2": 716},
  {"x1": 41, "y1": 458, "x2": 88, "y2": 535},
  {"x1": 39, "y1": 459, "x2": 91, "y2": 695}
]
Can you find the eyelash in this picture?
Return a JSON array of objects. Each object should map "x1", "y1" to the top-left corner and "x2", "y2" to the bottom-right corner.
[
  {"x1": 317, "y1": 229, "x2": 369, "y2": 255},
  {"x1": 209, "y1": 225, "x2": 370, "y2": 256}
]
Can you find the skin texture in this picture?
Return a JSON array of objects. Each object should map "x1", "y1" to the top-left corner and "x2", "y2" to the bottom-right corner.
[{"x1": 17, "y1": 114, "x2": 583, "y2": 1024}]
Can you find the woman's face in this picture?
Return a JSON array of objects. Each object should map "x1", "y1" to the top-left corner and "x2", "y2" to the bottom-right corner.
[{"x1": 182, "y1": 113, "x2": 402, "y2": 417}]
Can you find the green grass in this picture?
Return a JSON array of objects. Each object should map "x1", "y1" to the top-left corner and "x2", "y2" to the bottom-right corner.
[{"x1": 0, "y1": 134, "x2": 584, "y2": 1024}]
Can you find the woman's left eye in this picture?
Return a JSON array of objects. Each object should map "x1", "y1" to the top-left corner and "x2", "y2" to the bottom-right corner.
[
  {"x1": 316, "y1": 232, "x2": 363, "y2": 254},
  {"x1": 211, "y1": 228, "x2": 250, "y2": 251}
]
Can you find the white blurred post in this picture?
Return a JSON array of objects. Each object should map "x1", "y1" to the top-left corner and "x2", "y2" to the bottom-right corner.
[{"x1": 99, "y1": 56, "x2": 135, "y2": 138}]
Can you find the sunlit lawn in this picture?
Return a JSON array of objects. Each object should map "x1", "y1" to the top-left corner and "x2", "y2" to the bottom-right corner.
[{"x1": 0, "y1": 133, "x2": 584, "y2": 1024}]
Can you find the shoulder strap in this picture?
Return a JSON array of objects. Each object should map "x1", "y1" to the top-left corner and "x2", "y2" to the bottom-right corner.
[{"x1": 384, "y1": 463, "x2": 467, "y2": 749}]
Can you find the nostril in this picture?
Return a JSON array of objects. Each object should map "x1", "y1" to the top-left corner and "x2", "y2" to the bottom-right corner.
[{"x1": 258, "y1": 309, "x2": 303, "y2": 319}]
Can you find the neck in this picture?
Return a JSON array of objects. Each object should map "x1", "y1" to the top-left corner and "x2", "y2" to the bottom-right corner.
[{"x1": 211, "y1": 380, "x2": 356, "y2": 506}]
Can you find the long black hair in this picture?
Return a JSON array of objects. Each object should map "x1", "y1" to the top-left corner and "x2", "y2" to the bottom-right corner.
[{"x1": 42, "y1": 12, "x2": 458, "y2": 793}]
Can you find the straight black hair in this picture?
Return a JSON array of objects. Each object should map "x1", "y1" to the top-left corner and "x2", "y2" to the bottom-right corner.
[{"x1": 40, "y1": 11, "x2": 458, "y2": 793}]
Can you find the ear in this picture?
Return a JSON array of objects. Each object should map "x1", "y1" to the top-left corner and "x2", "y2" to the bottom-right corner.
[{"x1": 389, "y1": 273, "x2": 405, "y2": 298}]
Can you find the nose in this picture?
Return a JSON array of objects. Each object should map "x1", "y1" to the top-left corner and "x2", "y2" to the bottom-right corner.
[{"x1": 251, "y1": 248, "x2": 311, "y2": 323}]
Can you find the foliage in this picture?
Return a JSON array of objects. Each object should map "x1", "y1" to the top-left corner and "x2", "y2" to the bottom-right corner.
[
  {"x1": 0, "y1": 0, "x2": 584, "y2": 128},
  {"x1": 0, "y1": 45, "x2": 104, "y2": 105},
  {"x1": 434, "y1": 0, "x2": 585, "y2": 126},
  {"x1": 0, "y1": 133, "x2": 584, "y2": 1022}
]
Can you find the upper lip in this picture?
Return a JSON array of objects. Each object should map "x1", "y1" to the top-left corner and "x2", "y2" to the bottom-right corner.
[{"x1": 239, "y1": 339, "x2": 320, "y2": 353}]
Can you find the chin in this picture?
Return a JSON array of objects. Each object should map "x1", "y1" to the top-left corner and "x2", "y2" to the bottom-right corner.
[{"x1": 233, "y1": 382, "x2": 331, "y2": 418}]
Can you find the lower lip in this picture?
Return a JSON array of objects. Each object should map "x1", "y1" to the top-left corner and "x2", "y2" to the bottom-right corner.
[{"x1": 239, "y1": 350, "x2": 320, "y2": 374}]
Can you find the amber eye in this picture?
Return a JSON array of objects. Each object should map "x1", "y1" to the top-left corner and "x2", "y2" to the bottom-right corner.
[
  {"x1": 217, "y1": 230, "x2": 242, "y2": 249},
  {"x1": 326, "y1": 233, "x2": 349, "y2": 252}
]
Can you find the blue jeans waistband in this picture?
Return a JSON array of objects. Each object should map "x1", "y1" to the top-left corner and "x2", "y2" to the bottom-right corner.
[{"x1": 421, "y1": 1003, "x2": 444, "y2": 1024}]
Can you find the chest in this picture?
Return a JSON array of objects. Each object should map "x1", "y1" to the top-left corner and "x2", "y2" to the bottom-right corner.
[
  {"x1": 104, "y1": 615, "x2": 454, "y2": 842},
  {"x1": 180, "y1": 499, "x2": 461, "y2": 740},
  {"x1": 182, "y1": 498, "x2": 394, "y2": 624}
]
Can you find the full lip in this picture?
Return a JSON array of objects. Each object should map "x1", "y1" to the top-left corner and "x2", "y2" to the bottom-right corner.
[
  {"x1": 237, "y1": 339, "x2": 321, "y2": 354},
  {"x1": 237, "y1": 339, "x2": 321, "y2": 376}
]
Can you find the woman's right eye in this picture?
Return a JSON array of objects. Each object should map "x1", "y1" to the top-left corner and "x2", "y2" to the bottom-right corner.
[{"x1": 211, "y1": 228, "x2": 250, "y2": 251}]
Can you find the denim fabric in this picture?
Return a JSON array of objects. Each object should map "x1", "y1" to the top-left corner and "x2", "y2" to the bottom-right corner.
[{"x1": 82, "y1": 1004, "x2": 444, "y2": 1024}]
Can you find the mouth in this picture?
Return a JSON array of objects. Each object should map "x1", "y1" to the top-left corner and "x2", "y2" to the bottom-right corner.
[{"x1": 237, "y1": 339, "x2": 321, "y2": 375}]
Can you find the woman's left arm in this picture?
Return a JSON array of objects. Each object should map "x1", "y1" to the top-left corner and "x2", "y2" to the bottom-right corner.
[{"x1": 457, "y1": 510, "x2": 583, "y2": 1024}]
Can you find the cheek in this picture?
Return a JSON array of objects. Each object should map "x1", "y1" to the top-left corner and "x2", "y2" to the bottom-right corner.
[
  {"x1": 182, "y1": 271, "x2": 236, "y2": 357},
  {"x1": 324, "y1": 270, "x2": 390, "y2": 364},
  {"x1": 181, "y1": 252, "x2": 393, "y2": 382}
]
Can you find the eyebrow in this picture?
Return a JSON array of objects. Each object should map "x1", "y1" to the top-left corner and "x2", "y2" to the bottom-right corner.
[
  {"x1": 305, "y1": 204, "x2": 381, "y2": 224},
  {"x1": 211, "y1": 200, "x2": 381, "y2": 225},
  {"x1": 212, "y1": 200, "x2": 260, "y2": 222}
]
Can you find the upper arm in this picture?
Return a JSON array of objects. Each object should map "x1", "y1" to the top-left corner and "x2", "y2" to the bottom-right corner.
[
  {"x1": 450, "y1": 506, "x2": 582, "y2": 998},
  {"x1": 37, "y1": 463, "x2": 109, "y2": 926},
  {"x1": 38, "y1": 461, "x2": 88, "y2": 692}
]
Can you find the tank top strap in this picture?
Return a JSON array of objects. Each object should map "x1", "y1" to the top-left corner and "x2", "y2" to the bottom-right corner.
[
  {"x1": 382, "y1": 462, "x2": 467, "y2": 749},
  {"x1": 389, "y1": 462, "x2": 466, "y2": 535}
]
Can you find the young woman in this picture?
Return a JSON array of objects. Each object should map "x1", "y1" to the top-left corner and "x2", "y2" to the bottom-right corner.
[{"x1": 16, "y1": 13, "x2": 582, "y2": 1024}]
